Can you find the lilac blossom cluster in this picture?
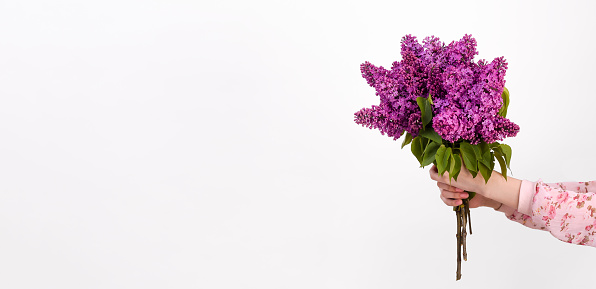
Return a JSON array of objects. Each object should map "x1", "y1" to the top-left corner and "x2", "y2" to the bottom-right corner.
[{"x1": 354, "y1": 34, "x2": 519, "y2": 144}]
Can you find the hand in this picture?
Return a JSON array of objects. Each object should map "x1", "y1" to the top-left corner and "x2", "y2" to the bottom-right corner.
[
  {"x1": 430, "y1": 163, "x2": 522, "y2": 210},
  {"x1": 436, "y1": 181, "x2": 501, "y2": 209},
  {"x1": 429, "y1": 164, "x2": 489, "y2": 197}
]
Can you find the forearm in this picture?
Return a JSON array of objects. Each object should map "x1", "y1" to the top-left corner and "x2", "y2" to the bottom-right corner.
[{"x1": 475, "y1": 171, "x2": 522, "y2": 211}]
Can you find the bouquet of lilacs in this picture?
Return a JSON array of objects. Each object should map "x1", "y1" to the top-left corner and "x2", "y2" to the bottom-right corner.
[{"x1": 354, "y1": 34, "x2": 519, "y2": 280}]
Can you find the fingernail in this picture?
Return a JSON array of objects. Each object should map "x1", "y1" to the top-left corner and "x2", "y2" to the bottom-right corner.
[{"x1": 460, "y1": 193, "x2": 469, "y2": 198}]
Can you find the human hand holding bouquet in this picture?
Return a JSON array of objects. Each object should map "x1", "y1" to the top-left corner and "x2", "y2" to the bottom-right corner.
[{"x1": 354, "y1": 34, "x2": 519, "y2": 280}]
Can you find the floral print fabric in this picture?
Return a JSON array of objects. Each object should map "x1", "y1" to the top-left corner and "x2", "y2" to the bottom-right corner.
[{"x1": 503, "y1": 180, "x2": 596, "y2": 247}]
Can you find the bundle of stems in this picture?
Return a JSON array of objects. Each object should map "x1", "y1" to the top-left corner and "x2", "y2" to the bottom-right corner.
[{"x1": 455, "y1": 199, "x2": 472, "y2": 280}]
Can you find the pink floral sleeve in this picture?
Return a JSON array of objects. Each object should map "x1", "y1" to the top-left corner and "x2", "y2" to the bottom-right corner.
[{"x1": 498, "y1": 180, "x2": 596, "y2": 247}]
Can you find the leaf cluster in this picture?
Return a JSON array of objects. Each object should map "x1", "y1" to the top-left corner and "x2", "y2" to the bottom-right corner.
[{"x1": 404, "y1": 91, "x2": 512, "y2": 184}]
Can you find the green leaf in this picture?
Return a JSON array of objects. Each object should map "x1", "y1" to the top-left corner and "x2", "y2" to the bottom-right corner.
[
  {"x1": 416, "y1": 96, "x2": 432, "y2": 127},
  {"x1": 411, "y1": 137, "x2": 423, "y2": 164},
  {"x1": 479, "y1": 150, "x2": 492, "y2": 169},
  {"x1": 401, "y1": 132, "x2": 413, "y2": 149},
  {"x1": 479, "y1": 142, "x2": 490, "y2": 155},
  {"x1": 500, "y1": 143, "x2": 512, "y2": 168},
  {"x1": 478, "y1": 161, "x2": 491, "y2": 183},
  {"x1": 472, "y1": 145, "x2": 482, "y2": 160},
  {"x1": 439, "y1": 146, "x2": 452, "y2": 176},
  {"x1": 451, "y1": 153, "x2": 462, "y2": 181},
  {"x1": 421, "y1": 137, "x2": 430, "y2": 155},
  {"x1": 499, "y1": 87, "x2": 510, "y2": 117},
  {"x1": 469, "y1": 168, "x2": 479, "y2": 178},
  {"x1": 421, "y1": 141, "x2": 440, "y2": 167},
  {"x1": 416, "y1": 96, "x2": 425, "y2": 112},
  {"x1": 468, "y1": 191, "x2": 476, "y2": 200},
  {"x1": 448, "y1": 148, "x2": 455, "y2": 176},
  {"x1": 436, "y1": 145, "x2": 448, "y2": 175},
  {"x1": 489, "y1": 141, "x2": 501, "y2": 149},
  {"x1": 494, "y1": 150, "x2": 507, "y2": 180},
  {"x1": 424, "y1": 98, "x2": 432, "y2": 126},
  {"x1": 419, "y1": 126, "x2": 443, "y2": 144},
  {"x1": 459, "y1": 142, "x2": 478, "y2": 173},
  {"x1": 493, "y1": 145, "x2": 503, "y2": 156}
]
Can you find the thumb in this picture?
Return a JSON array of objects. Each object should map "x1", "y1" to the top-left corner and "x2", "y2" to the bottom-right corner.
[{"x1": 429, "y1": 164, "x2": 450, "y2": 183}]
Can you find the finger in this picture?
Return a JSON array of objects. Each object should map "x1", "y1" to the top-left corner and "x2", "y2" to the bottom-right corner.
[
  {"x1": 429, "y1": 166, "x2": 443, "y2": 181},
  {"x1": 436, "y1": 182, "x2": 465, "y2": 192},
  {"x1": 430, "y1": 166, "x2": 450, "y2": 183},
  {"x1": 440, "y1": 195, "x2": 463, "y2": 206},
  {"x1": 429, "y1": 166, "x2": 437, "y2": 181},
  {"x1": 441, "y1": 189, "x2": 469, "y2": 200}
]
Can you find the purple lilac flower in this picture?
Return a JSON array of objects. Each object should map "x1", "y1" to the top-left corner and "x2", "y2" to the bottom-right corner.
[
  {"x1": 355, "y1": 34, "x2": 519, "y2": 144},
  {"x1": 354, "y1": 105, "x2": 404, "y2": 140},
  {"x1": 432, "y1": 107, "x2": 475, "y2": 143}
]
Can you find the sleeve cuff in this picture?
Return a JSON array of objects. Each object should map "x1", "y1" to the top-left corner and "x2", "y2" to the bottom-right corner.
[{"x1": 517, "y1": 180, "x2": 537, "y2": 215}]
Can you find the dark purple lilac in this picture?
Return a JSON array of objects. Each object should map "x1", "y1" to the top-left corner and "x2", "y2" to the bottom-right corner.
[{"x1": 355, "y1": 34, "x2": 519, "y2": 144}]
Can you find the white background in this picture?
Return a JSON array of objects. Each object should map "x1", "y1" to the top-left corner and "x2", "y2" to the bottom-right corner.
[{"x1": 1, "y1": 0, "x2": 595, "y2": 288}]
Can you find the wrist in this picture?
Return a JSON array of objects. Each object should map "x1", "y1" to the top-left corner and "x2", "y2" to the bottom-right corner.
[
  {"x1": 482, "y1": 197, "x2": 501, "y2": 210},
  {"x1": 483, "y1": 171, "x2": 522, "y2": 210},
  {"x1": 469, "y1": 171, "x2": 492, "y2": 197}
]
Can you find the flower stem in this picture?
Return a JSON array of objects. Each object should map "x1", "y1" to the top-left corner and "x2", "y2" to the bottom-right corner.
[
  {"x1": 455, "y1": 199, "x2": 472, "y2": 281},
  {"x1": 455, "y1": 207, "x2": 462, "y2": 280}
]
